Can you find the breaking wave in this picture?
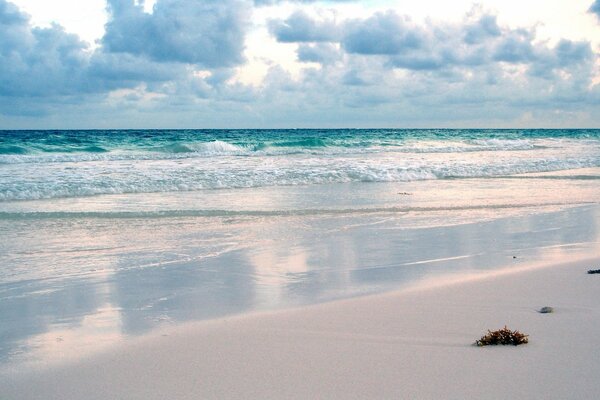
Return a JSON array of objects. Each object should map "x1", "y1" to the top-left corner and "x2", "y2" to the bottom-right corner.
[
  {"x1": 1, "y1": 156, "x2": 599, "y2": 201},
  {"x1": 1, "y1": 129, "x2": 599, "y2": 201}
]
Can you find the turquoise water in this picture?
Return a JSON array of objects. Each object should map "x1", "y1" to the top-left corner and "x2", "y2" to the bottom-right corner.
[
  {"x1": 2, "y1": 129, "x2": 600, "y2": 162},
  {"x1": 1, "y1": 129, "x2": 600, "y2": 201},
  {"x1": 2, "y1": 129, "x2": 600, "y2": 156}
]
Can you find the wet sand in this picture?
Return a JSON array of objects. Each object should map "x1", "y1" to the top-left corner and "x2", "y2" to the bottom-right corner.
[{"x1": 2, "y1": 256, "x2": 599, "y2": 399}]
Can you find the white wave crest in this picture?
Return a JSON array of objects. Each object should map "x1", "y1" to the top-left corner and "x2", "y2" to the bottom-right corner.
[
  {"x1": 188, "y1": 140, "x2": 247, "y2": 155},
  {"x1": 1, "y1": 154, "x2": 600, "y2": 201}
]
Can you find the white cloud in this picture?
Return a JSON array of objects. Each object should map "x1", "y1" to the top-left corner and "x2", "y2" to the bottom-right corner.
[{"x1": 10, "y1": 0, "x2": 107, "y2": 45}]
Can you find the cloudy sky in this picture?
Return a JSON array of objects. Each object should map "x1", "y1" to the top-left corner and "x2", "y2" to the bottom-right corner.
[{"x1": 1, "y1": 0, "x2": 599, "y2": 128}]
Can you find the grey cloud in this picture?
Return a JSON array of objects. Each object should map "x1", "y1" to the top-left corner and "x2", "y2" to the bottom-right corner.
[
  {"x1": 342, "y1": 13, "x2": 470, "y2": 70},
  {"x1": 388, "y1": 54, "x2": 446, "y2": 70},
  {"x1": 0, "y1": 0, "x2": 26, "y2": 25},
  {"x1": 297, "y1": 43, "x2": 340, "y2": 64},
  {"x1": 342, "y1": 12, "x2": 424, "y2": 55},
  {"x1": 341, "y1": 61, "x2": 387, "y2": 86},
  {"x1": 590, "y1": 0, "x2": 600, "y2": 17},
  {"x1": 274, "y1": 8, "x2": 596, "y2": 78},
  {"x1": 250, "y1": 6, "x2": 599, "y2": 125},
  {"x1": 269, "y1": 11, "x2": 339, "y2": 42},
  {"x1": 0, "y1": 0, "x2": 189, "y2": 100},
  {"x1": 341, "y1": 70, "x2": 367, "y2": 86},
  {"x1": 87, "y1": 51, "x2": 186, "y2": 89},
  {"x1": 173, "y1": 69, "x2": 257, "y2": 102},
  {"x1": 553, "y1": 39, "x2": 593, "y2": 66},
  {"x1": 463, "y1": 14, "x2": 501, "y2": 44},
  {"x1": 0, "y1": 0, "x2": 238, "y2": 118},
  {"x1": 260, "y1": 53, "x2": 599, "y2": 125},
  {"x1": 0, "y1": 0, "x2": 90, "y2": 97},
  {"x1": 492, "y1": 30, "x2": 536, "y2": 63},
  {"x1": 342, "y1": 12, "x2": 531, "y2": 70},
  {"x1": 103, "y1": 0, "x2": 250, "y2": 67},
  {"x1": 528, "y1": 39, "x2": 593, "y2": 78},
  {"x1": 0, "y1": 0, "x2": 256, "y2": 116},
  {"x1": 2, "y1": 0, "x2": 599, "y2": 127}
]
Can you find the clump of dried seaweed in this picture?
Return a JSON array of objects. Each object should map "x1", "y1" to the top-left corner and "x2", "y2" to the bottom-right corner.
[
  {"x1": 476, "y1": 326, "x2": 529, "y2": 346},
  {"x1": 588, "y1": 269, "x2": 600, "y2": 274}
]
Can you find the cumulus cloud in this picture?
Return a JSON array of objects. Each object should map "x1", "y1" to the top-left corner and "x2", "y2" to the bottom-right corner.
[
  {"x1": 297, "y1": 43, "x2": 340, "y2": 64},
  {"x1": 342, "y1": 12, "x2": 424, "y2": 55},
  {"x1": 590, "y1": 0, "x2": 600, "y2": 17},
  {"x1": 0, "y1": 0, "x2": 90, "y2": 97},
  {"x1": 0, "y1": 0, "x2": 598, "y2": 127},
  {"x1": 463, "y1": 14, "x2": 501, "y2": 44},
  {"x1": 87, "y1": 51, "x2": 186, "y2": 89},
  {"x1": 491, "y1": 29, "x2": 537, "y2": 63},
  {"x1": 251, "y1": 6, "x2": 599, "y2": 127},
  {"x1": 103, "y1": 0, "x2": 249, "y2": 67},
  {"x1": 527, "y1": 39, "x2": 594, "y2": 79},
  {"x1": 271, "y1": 8, "x2": 595, "y2": 78},
  {"x1": 0, "y1": 0, "x2": 190, "y2": 96},
  {"x1": 268, "y1": 10, "x2": 339, "y2": 42},
  {"x1": 0, "y1": 0, "x2": 254, "y2": 116},
  {"x1": 552, "y1": 39, "x2": 593, "y2": 66}
]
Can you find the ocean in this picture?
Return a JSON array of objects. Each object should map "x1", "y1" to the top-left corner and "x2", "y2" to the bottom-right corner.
[
  {"x1": 1, "y1": 129, "x2": 600, "y2": 201},
  {"x1": 1, "y1": 129, "x2": 600, "y2": 366}
]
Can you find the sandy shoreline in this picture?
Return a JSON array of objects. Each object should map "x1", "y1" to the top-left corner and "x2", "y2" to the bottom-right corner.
[{"x1": 2, "y1": 256, "x2": 599, "y2": 399}]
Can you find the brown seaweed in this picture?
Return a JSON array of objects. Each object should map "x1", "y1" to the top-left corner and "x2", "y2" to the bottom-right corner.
[{"x1": 476, "y1": 326, "x2": 529, "y2": 346}]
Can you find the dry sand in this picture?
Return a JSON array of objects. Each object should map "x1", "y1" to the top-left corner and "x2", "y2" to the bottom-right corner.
[{"x1": 2, "y1": 257, "x2": 600, "y2": 399}]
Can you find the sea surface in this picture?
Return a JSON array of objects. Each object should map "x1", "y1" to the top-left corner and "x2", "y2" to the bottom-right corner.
[
  {"x1": 2, "y1": 129, "x2": 600, "y2": 201},
  {"x1": 1, "y1": 129, "x2": 600, "y2": 368}
]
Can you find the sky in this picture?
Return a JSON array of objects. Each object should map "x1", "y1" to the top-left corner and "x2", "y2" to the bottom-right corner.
[{"x1": 1, "y1": 0, "x2": 599, "y2": 128}]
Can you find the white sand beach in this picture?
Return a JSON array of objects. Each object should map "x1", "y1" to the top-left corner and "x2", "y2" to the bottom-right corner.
[
  {"x1": 2, "y1": 0, "x2": 600, "y2": 396},
  {"x1": 2, "y1": 256, "x2": 599, "y2": 400}
]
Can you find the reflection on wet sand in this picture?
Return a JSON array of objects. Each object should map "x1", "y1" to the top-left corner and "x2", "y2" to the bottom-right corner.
[{"x1": 1, "y1": 176, "x2": 600, "y2": 368}]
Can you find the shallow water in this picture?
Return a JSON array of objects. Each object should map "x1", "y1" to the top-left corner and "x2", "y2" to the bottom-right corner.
[{"x1": 1, "y1": 183, "x2": 600, "y2": 367}]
